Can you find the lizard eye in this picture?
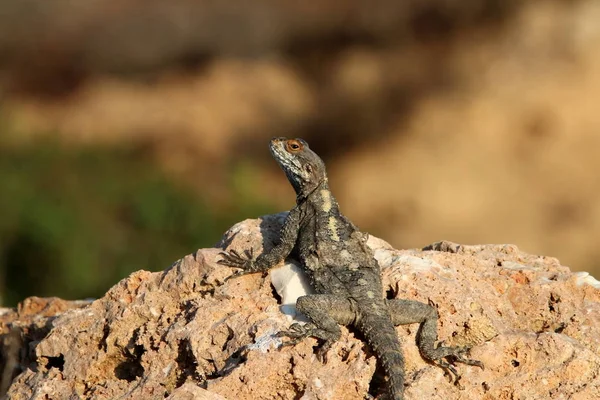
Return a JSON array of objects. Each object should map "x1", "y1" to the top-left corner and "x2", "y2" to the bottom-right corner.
[{"x1": 286, "y1": 140, "x2": 303, "y2": 152}]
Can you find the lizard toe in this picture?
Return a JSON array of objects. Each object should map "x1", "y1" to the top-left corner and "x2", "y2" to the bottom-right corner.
[
  {"x1": 432, "y1": 358, "x2": 461, "y2": 385},
  {"x1": 315, "y1": 340, "x2": 334, "y2": 363},
  {"x1": 276, "y1": 323, "x2": 310, "y2": 339},
  {"x1": 444, "y1": 346, "x2": 484, "y2": 370},
  {"x1": 217, "y1": 249, "x2": 257, "y2": 270}
]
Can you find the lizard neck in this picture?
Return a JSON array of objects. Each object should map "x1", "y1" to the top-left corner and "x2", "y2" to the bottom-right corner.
[{"x1": 298, "y1": 181, "x2": 339, "y2": 215}]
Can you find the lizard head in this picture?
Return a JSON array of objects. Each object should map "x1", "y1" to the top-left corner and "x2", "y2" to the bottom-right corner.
[{"x1": 269, "y1": 137, "x2": 327, "y2": 198}]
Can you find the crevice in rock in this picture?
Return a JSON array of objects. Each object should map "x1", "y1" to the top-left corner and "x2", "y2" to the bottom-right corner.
[
  {"x1": 114, "y1": 345, "x2": 145, "y2": 382},
  {"x1": 270, "y1": 282, "x2": 282, "y2": 304},
  {"x1": 98, "y1": 322, "x2": 110, "y2": 351},
  {"x1": 149, "y1": 335, "x2": 160, "y2": 352},
  {"x1": 292, "y1": 389, "x2": 306, "y2": 400},
  {"x1": 221, "y1": 326, "x2": 234, "y2": 352},
  {"x1": 385, "y1": 287, "x2": 397, "y2": 300},
  {"x1": 180, "y1": 301, "x2": 198, "y2": 323},
  {"x1": 175, "y1": 339, "x2": 202, "y2": 388},
  {"x1": 44, "y1": 354, "x2": 65, "y2": 371},
  {"x1": 218, "y1": 345, "x2": 248, "y2": 379},
  {"x1": 288, "y1": 360, "x2": 305, "y2": 400},
  {"x1": 548, "y1": 292, "x2": 561, "y2": 313}
]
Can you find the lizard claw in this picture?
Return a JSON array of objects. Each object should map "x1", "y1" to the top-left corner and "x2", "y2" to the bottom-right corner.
[
  {"x1": 217, "y1": 248, "x2": 260, "y2": 281},
  {"x1": 276, "y1": 323, "x2": 308, "y2": 339},
  {"x1": 217, "y1": 248, "x2": 256, "y2": 269},
  {"x1": 427, "y1": 345, "x2": 483, "y2": 387},
  {"x1": 276, "y1": 323, "x2": 334, "y2": 363},
  {"x1": 449, "y1": 347, "x2": 484, "y2": 370},
  {"x1": 315, "y1": 340, "x2": 333, "y2": 363},
  {"x1": 276, "y1": 323, "x2": 312, "y2": 347}
]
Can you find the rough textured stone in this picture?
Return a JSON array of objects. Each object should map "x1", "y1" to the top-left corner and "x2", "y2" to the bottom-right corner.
[{"x1": 2, "y1": 214, "x2": 600, "y2": 399}]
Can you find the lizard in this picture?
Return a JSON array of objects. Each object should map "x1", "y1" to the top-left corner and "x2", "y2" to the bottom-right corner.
[{"x1": 218, "y1": 137, "x2": 482, "y2": 399}]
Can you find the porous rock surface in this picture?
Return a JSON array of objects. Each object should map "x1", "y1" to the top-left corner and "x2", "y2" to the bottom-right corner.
[{"x1": 2, "y1": 213, "x2": 600, "y2": 399}]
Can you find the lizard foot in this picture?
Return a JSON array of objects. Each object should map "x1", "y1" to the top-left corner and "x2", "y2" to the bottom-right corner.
[
  {"x1": 276, "y1": 323, "x2": 336, "y2": 363},
  {"x1": 276, "y1": 322, "x2": 313, "y2": 344},
  {"x1": 424, "y1": 345, "x2": 483, "y2": 388},
  {"x1": 315, "y1": 339, "x2": 334, "y2": 363},
  {"x1": 217, "y1": 248, "x2": 258, "y2": 280}
]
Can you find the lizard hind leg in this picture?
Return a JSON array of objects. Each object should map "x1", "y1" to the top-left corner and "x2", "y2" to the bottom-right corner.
[
  {"x1": 386, "y1": 298, "x2": 483, "y2": 385},
  {"x1": 277, "y1": 294, "x2": 356, "y2": 362}
]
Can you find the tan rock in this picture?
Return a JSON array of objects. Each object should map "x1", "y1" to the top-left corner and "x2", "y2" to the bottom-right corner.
[{"x1": 2, "y1": 215, "x2": 600, "y2": 399}]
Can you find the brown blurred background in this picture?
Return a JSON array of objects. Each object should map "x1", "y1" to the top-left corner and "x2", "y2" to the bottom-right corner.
[{"x1": 1, "y1": 0, "x2": 599, "y2": 306}]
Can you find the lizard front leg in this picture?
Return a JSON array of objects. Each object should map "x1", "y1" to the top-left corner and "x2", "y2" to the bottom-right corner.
[
  {"x1": 277, "y1": 294, "x2": 356, "y2": 362},
  {"x1": 218, "y1": 208, "x2": 301, "y2": 277},
  {"x1": 386, "y1": 298, "x2": 483, "y2": 385}
]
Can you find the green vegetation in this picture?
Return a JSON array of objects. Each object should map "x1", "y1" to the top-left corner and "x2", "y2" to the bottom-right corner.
[{"x1": 0, "y1": 140, "x2": 275, "y2": 306}]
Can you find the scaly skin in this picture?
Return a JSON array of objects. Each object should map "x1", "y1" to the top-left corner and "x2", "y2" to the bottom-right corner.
[{"x1": 219, "y1": 137, "x2": 482, "y2": 399}]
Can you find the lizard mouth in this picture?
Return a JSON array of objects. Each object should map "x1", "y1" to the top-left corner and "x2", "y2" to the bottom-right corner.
[
  {"x1": 269, "y1": 137, "x2": 285, "y2": 158},
  {"x1": 269, "y1": 137, "x2": 306, "y2": 182},
  {"x1": 269, "y1": 137, "x2": 288, "y2": 152},
  {"x1": 269, "y1": 137, "x2": 296, "y2": 164}
]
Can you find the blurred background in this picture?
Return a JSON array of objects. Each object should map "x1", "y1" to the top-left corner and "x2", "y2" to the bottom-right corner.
[{"x1": 0, "y1": 0, "x2": 599, "y2": 306}]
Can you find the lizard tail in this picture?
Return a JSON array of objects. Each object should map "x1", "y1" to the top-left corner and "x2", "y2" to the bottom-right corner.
[{"x1": 357, "y1": 311, "x2": 405, "y2": 400}]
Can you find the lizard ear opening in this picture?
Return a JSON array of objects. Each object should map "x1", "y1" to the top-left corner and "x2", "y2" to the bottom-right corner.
[{"x1": 304, "y1": 164, "x2": 312, "y2": 173}]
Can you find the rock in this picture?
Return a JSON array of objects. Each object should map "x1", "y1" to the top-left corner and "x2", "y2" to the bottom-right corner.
[
  {"x1": 2, "y1": 214, "x2": 600, "y2": 399},
  {"x1": 166, "y1": 382, "x2": 227, "y2": 400}
]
